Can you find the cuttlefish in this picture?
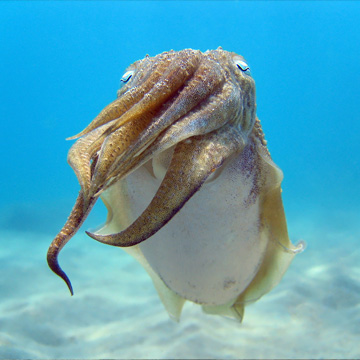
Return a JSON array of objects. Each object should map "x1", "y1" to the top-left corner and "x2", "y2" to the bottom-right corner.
[{"x1": 47, "y1": 48, "x2": 304, "y2": 321}]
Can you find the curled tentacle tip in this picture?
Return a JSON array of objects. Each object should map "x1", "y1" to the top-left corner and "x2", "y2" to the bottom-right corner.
[
  {"x1": 85, "y1": 230, "x2": 103, "y2": 242},
  {"x1": 56, "y1": 269, "x2": 74, "y2": 296},
  {"x1": 66, "y1": 131, "x2": 84, "y2": 140},
  {"x1": 62, "y1": 272, "x2": 74, "y2": 296},
  {"x1": 52, "y1": 267, "x2": 74, "y2": 296},
  {"x1": 61, "y1": 277, "x2": 74, "y2": 296},
  {"x1": 47, "y1": 253, "x2": 74, "y2": 296},
  {"x1": 85, "y1": 230, "x2": 117, "y2": 246},
  {"x1": 65, "y1": 135, "x2": 78, "y2": 141}
]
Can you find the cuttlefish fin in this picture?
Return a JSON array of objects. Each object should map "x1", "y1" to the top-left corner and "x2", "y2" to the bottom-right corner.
[
  {"x1": 232, "y1": 183, "x2": 305, "y2": 308},
  {"x1": 86, "y1": 126, "x2": 245, "y2": 247},
  {"x1": 201, "y1": 135, "x2": 304, "y2": 320},
  {"x1": 225, "y1": 136, "x2": 304, "y2": 316},
  {"x1": 47, "y1": 191, "x2": 97, "y2": 294}
]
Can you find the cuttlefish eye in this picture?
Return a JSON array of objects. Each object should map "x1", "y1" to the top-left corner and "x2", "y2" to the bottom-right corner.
[
  {"x1": 235, "y1": 60, "x2": 251, "y2": 75},
  {"x1": 120, "y1": 70, "x2": 134, "y2": 83}
]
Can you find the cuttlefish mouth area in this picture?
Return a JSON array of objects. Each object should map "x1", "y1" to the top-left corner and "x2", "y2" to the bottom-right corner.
[{"x1": 47, "y1": 48, "x2": 255, "y2": 294}]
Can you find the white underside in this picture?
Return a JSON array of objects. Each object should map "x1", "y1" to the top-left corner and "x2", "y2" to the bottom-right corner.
[
  {"x1": 103, "y1": 145, "x2": 267, "y2": 306},
  {"x1": 97, "y1": 141, "x2": 304, "y2": 320}
]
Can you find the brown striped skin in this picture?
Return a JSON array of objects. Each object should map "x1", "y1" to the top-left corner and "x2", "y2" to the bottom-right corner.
[
  {"x1": 46, "y1": 191, "x2": 96, "y2": 295},
  {"x1": 47, "y1": 48, "x2": 259, "y2": 294}
]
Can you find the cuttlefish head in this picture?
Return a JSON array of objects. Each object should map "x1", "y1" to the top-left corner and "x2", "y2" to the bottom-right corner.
[{"x1": 47, "y1": 48, "x2": 256, "y2": 295}]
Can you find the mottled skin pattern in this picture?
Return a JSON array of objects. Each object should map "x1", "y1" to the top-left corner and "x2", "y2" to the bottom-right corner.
[{"x1": 47, "y1": 48, "x2": 264, "y2": 295}]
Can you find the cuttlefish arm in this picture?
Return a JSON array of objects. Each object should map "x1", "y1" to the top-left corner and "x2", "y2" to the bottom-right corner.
[
  {"x1": 86, "y1": 125, "x2": 245, "y2": 247},
  {"x1": 46, "y1": 191, "x2": 96, "y2": 294}
]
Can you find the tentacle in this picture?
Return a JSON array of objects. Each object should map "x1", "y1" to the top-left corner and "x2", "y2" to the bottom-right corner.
[
  {"x1": 135, "y1": 81, "x2": 239, "y2": 163},
  {"x1": 89, "y1": 109, "x2": 157, "y2": 196},
  {"x1": 67, "y1": 119, "x2": 117, "y2": 195},
  {"x1": 47, "y1": 191, "x2": 97, "y2": 294},
  {"x1": 97, "y1": 49, "x2": 202, "y2": 141},
  {"x1": 88, "y1": 50, "x2": 207, "y2": 195},
  {"x1": 101, "y1": 81, "x2": 239, "y2": 192},
  {"x1": 66, "y1": 97, "x2": 133, "y2": 141},
  {"x1": 66, "y1": 51, "x2": 179, "y2": 140},
  {"x1": 101, "y1": 56, "x2": 226, "y2": 190},
  {"x1": 86, "y1": 125, "x2": 244, "y2": 247}
]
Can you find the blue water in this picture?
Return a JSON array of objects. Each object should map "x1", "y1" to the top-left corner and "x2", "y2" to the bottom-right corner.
[{"x1": 0, "y1": 1, "x2": 359, "y2": 359}]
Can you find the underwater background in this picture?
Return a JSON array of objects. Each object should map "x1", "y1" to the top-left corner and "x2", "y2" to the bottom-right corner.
[{"x1": 0, "y1": 1, "x2": 359, "y2": 358}]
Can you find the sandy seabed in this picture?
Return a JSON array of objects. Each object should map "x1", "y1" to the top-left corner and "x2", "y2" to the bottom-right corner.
[{"x1": 0, "y1": 212, "x2": 359, "y2": 359}]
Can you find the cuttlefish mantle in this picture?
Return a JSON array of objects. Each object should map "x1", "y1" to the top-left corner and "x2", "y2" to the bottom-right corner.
[{"x1": 47, "y1": 48, "x2": 304, "y2": 321}]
